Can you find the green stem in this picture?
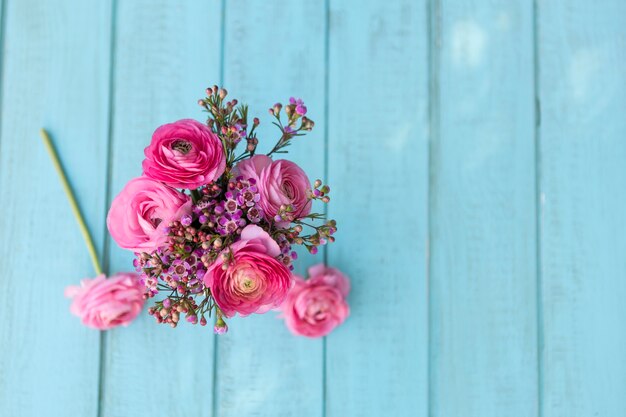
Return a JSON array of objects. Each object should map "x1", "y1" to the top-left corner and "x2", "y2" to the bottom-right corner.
[
  {"x1": 40, "y1": 128, "x2": 103, "y2": 276},
  {"x1": 190, "y1": 189, "x2": 202, "y2": 203}
]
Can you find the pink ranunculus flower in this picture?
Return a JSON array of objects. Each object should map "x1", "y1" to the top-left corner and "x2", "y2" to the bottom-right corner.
[
  {"x1": 107, "y1": 176, "x2": 191, "y2": 253},
  {"x1": 65, "y1": 273, "x2": 145, "y2": 330},
  {"x1": 204, "y1": 224, "x2": 293, "y2": 317},
  {"x1": 233, "y1": 154, "x2": 271, "y2": 183},
  {"x1": 260, "y1": 159, "x2": 312, "y2": 225},
  {"x1": 142, "y1": 119, "x2": 226, "y2": 189},
  {"x1": 234, "y1": 155, "x2": 312, "y2": 226},
  {"x1": 281, "y1": 264, "x2": 350, "y2": 338}
]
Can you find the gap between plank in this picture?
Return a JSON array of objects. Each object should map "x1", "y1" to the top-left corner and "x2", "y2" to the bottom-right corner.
[
  {"x1": 532, "y1": 1, "x2": 544, "y2": 416},
  {"x1": 97, "y1": 0, "x2": 119, "y2": 416}
]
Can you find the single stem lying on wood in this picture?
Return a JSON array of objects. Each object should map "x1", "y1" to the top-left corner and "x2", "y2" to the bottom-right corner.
[{"x1": 40, "y1": 128, "x2": 103, "y2": 276}]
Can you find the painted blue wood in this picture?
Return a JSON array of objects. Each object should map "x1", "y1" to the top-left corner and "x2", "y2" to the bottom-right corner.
[
  {"x1": 538, "y1": 1, "x2": 626, "y2": 415},
  {"x1": 214, "y1": 2, "x2": 326, "y2": 416},
  {"x1": 2, "y1": 1, "x2": 626, "y2": 416},
  {"x1": 325, "y1": 1, "x2": 429, "y2": 415},
  {"x1": 101, "y1": 1, "x2": 222, "y2": 416},
  {"x1": 0, "y1": 1, "x2": 112, "y2": 416},
  {"x1": 429, "y1": 1, "x2": 538, "y2": 416}
]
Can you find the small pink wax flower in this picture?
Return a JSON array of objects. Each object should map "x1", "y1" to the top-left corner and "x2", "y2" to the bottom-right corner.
[
  {"x1": 281, "y1": 264, "x2": 350, "y2": 338},
  {"x1": 142, "y1": 119, "x2": 226, "y2": 189},
  {"x1": 65, "y1": 273, "x2": 145, "y2": 330},
  {"x1": 234, "y1": 155, "x2": 311, "y2": 226},
  {"x1": 107, "y1": 176, "x2": 191, "y2": 254},
  {"x1": 204, "y1": 224, "x2": 293, "y2": 317}
]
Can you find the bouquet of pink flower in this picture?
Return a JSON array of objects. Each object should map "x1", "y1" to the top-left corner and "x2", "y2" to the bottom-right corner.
[{"x1": 107, "y1": 86, "x2": 336, "y2": 333}]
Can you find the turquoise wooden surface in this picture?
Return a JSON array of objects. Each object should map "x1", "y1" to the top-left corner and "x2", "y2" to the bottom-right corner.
[
  {"x1": 538, "y1": 1, "x2": 626, "y2": 415},
  {"x1": 430, "y1": 1, "x2": 538, "y2": 415},
  {"x1": 0, "y1": 1, "x2": 624, "y2": 416},
  {"x1": 326, "y1": 1, "x2": 429, "y2": 415}
]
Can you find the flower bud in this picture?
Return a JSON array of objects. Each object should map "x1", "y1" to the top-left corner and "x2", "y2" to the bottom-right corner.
[
  {"x1": 219, "y1": 88, "x2": 227, "y2": 99},
  {"x1": 314, "y1": 179, "x2": 322, "y2": 188},
  {"x1": 214, "y1": 317, "x2": 228, "y2": 334},
  {"x1": 181, "y1": 214, "x2": 193, "y2": 227},
  {"x1": 301, "y1": 117, "x2": 315, "y2": 131}
]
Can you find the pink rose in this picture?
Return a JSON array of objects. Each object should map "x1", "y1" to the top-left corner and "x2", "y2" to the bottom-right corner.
[
  {"x1": 65, "y1": 273, "x2": 145, "y2": 330},
  {"x1": 107, "y1": 176, "x2": 191, "y2": 253},
  {"x1": 234, "y1": 155, "x2": 311, "y2": 226},
  {"x1": 281, "y1": 264, "x2": 350, "y2": 338},
  {"x1": 142, "y1": 119, "x2": 226, "y2": 189},
  {"x1": 204, "y1": 224, "x2": 292, "y2": 317}
]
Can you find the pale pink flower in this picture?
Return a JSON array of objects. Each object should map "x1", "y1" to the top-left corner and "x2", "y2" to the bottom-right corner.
[
  {"x1": 204, "y1": 225, "x2": 293, "y2": 317},
  {"x1": 65, "y1": 273, "x2": 145, "y2": 330},
  {"x1": 107, "y1": 176, "x2": 191, "y2": 253},
  {"x1": 142, "y1": 119, "x2": 226, "y2": 189},
  {"x1": 281, "y1": 264, "x2": 350, "y2": 338}
]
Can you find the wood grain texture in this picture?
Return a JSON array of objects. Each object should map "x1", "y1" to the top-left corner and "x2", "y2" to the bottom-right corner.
[
  {"x1": 213, "y1": 2, "x2": 326, "y2": 416},
  {"x1": 0, "y1": 1, "x2": 112, "y2": 416},
  {"x1": 3, "y1": 1, "x2": 626, "y2": 416},
  {"x1": 325, "y1": 0, "x2": 429, "y2": 415},
  {"x1": 538, "y1": 1, "x2": 626, "y2": 415},
  {"x1": 429, "y1": 1, "x2": 538, "y2": 416},
  {"x1": 100, "y1": 1, "x2": 222, "y2": 416}
]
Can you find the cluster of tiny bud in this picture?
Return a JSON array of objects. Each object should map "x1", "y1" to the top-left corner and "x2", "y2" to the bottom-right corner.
[
  {"x1": 292, "y1": 218, "x2": 337, "y2": 255},
  {"x1": 267, "y1": 97, "x2": 315, "y2": 156},
  {"x1": 137, "y1": 248, "x2": 219, "y2": 329},
  {"x1": 143, "y1": 290, "x2": 218, "y2": 329},
  {"x1": 198, "y1": 86, "x2": 260, "y2": 159},
  {"x1": 309, "y1": 179, "x2": 331, "y2": 203}
]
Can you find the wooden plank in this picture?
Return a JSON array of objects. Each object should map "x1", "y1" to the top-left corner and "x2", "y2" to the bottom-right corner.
[
  {"x1": 100, "y1": 2, "x2": 222, "y2": 416},
  {"x1": 213, "y1": 1, "x2": 326, "y2": 416},
  {"x1": 325, "y1": 1, "x2": 429, "y2": 415},
  {"x1": 0, "y1": 0, "x2": 111, "y2": 416},
  {"x1": 429, "y1": 1, "x2": 538, "y2": 416},
  {"x1": 538, "y1": 1, "x2": 626, "y2": 415}
]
